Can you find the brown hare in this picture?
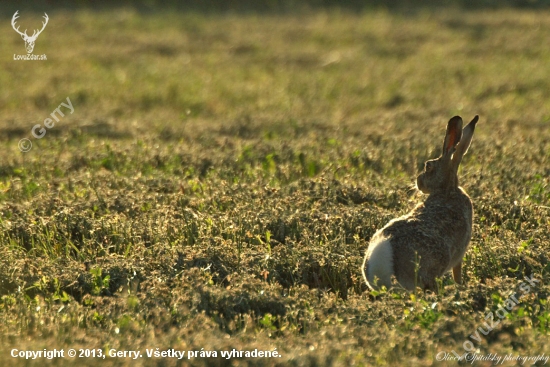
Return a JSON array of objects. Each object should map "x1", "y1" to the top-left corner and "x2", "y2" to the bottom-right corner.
[{"x1": 362, "y1": 115, "x2": 479, "y2": 291}]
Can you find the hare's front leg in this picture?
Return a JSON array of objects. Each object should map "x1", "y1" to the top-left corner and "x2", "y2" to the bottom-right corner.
[{"x1": 452, "y1": 262, "x2": 462, "y2": 285}]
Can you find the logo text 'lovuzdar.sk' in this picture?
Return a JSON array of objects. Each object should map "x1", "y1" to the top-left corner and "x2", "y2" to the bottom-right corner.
[{"x1": 12, "y1": 10, "x2": 48, "y2": 60}]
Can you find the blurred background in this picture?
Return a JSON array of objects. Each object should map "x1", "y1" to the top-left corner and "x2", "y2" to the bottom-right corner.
[{"x1": 2, "y1": 0, "x2": 550, "y2": 142}]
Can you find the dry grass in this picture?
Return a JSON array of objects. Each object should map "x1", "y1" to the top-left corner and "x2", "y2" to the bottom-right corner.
[{"x1": 0, "y1": 4, "x2": 549, "y2": 366}]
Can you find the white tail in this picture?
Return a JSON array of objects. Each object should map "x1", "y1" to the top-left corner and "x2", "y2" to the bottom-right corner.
[{"x1": 11, "y1": 11, "x2": 49, "y2": 53}]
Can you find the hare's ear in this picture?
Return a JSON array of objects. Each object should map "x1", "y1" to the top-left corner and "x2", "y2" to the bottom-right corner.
[
  {"x1": 451, "y1": 115, "x2": 479, "y2": 172},
  {"x1": 442, "y1": 116, "x2": 463, "y2": 158}
]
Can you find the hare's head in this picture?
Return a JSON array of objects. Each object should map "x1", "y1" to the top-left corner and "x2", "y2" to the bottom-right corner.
[{"x1": 416, "y1": 115, "x2": 478, "y2": 194}]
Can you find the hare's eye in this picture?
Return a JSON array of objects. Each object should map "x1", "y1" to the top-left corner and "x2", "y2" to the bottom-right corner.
[{"x1": 425, "y1": 162, "x2": 434, "y2": 172}]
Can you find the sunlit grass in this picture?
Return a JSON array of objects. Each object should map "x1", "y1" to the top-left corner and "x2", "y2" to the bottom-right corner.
[{"x1": 0, "y1": 5, "x2": 549, "y2": 366}]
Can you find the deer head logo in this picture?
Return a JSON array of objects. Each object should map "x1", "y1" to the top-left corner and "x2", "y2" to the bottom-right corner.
[{"x1": 11, "y1": 11, "x2": 49, "y2": 54}]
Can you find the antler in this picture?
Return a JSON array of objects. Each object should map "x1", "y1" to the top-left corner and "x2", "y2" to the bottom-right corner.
[
  {"x1": 31, "y1": 13, "x2": 50, "y2": 38},
  {"x1": 11, "y1": 11, "x2": 28, "y2": 37},
  {"x1": 31, "y1": 13, "x2": 49, "y2": 39},
  {"x1": 11, "y1": 11, "x2": 49, "y2": 40}
]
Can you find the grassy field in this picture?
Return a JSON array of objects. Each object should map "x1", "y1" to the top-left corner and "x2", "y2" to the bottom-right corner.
[{"x1": 0, "y1": 4, "x2": 549, "y2": 366}]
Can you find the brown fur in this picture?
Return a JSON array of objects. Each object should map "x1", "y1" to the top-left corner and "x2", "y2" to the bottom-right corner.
[{"x1": 363, "y1": 115, "x2": 478, "y2": 291}]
